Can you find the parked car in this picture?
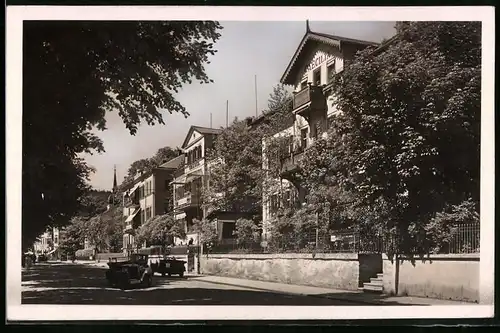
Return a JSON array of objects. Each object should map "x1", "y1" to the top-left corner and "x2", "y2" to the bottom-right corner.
[
  {"x1": 152, "y1": 256, "x2": 186, "y2": 277},
  {"x1": 105, "y1": 253, "x2": 153, "y2": 289}
]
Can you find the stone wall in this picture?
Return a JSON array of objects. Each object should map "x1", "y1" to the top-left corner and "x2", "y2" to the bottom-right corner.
[
  {"x1": 382, "y1": 254, "x2": 480, "y2": 303},
  {"x1": 200, "y1": 253, "x2": 368, "y2": 291}
]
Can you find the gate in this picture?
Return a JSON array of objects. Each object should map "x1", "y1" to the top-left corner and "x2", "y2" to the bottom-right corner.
[{"x1": 187, "y1": 253, "x2": 195, "y2": 272}]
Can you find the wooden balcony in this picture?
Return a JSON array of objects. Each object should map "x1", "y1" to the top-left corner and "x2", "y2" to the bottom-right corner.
[
  {"x1": 124, "y1": 196, "x2": 140, "y2": 208},
  {"x1": 280, "y1": 151, "x2": 304, "y2": 180},
  {"x1": 175, "y1": 192, "x2": 201, "y2": 210},
  {"x1": 292, "y1": 85, "x2": 327, "y2": 123}
]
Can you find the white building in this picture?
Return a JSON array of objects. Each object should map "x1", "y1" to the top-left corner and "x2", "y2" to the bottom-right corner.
[
  {"x1": 261, "y1": 24, "x2": 381, "y2": 241},
  {"x1": 172, "y1": 126, "x2": 222, "y2": 246}
]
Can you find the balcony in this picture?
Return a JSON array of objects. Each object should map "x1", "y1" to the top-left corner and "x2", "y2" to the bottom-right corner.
[
  {"x1": 185, "y1": 159, "x2": 203, "y2": 173},
  {"x1": 175, "y1": 192, "x2": 201, "y2": 210},
  {"x1": 124, "y1": 208, "x2": 141, "y2": 233},
  {"x1": 280, "y1": 151, "x2": 304, "y2": 185},
  {"x1": 292, "y1": 85, "x2": 326, "y2": 123},
  {"x1": 124, "y1": 196, "x2": 140, "y2": 208}
]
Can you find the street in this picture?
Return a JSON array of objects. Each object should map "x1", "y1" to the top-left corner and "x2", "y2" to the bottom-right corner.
[{"x1": 22, "y1": 262, "x2": 363, "y2": 305}]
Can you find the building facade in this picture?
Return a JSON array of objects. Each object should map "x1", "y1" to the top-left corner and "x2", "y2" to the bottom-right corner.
[
  {"x1": 121, "y1": 155, "x2": 183, "y2": 254},
  {"x1": 261, "y1": 25, "x2": 380, "y2": 241},
  {"x1": 172, "y1": 126, "x2": 222, "y2": 246},
  {"x1": 33, "y1": 226, "x2": 61, "y2": 258}
]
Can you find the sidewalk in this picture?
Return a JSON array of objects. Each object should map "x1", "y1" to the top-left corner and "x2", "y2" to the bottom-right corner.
[{"x1": 191, "y1": 275, "x2": 472, "y2": 306}]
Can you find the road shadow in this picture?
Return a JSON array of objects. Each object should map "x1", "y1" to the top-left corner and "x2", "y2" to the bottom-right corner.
[
  {"x1": 22, "y1": 285, "x2": 388, "y2": 305},
  {"x1": 308, "y1": 292, "x2": 425, "y2": 306}
]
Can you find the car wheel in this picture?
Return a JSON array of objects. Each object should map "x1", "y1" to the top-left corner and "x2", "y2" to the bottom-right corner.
[
  {"x1": 179, "y1": 271, "x2": 184, "y2": 278},
  {"x1": 161, "y1": 272, "x2": 166, "y2": 277},
  {"x1": 167, "y1": 273, "x2": 172, "y2": 277}
]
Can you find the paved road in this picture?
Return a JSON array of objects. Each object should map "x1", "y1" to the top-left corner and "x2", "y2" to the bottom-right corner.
[{"x1": 22, "y1": 262, "x2": 362, "y2": 305}]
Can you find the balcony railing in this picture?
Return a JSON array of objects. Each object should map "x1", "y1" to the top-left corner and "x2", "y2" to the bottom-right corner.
[
  {"x1": 124, "y1": 197, "x2": 140, "y2": 208},
  {"x1": 280, "y1": 151, "x2": 304, "y2": 176},
  {"x1": 175, "y1": 192, "x2": 201, "y2": 209},
  {"x1": 293, "y1": 85, "x2": 325, "y2": 110},
  {"x1": 185, "y1": 159, "x2": 203, "y2": 172}
]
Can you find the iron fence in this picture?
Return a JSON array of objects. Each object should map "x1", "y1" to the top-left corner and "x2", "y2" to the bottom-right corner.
[
  {"x1": 446, "y1": 222, "x2": 480, "y2": 254},
  {"x1": 204, "y1": 222, "x2": 480, "y2": 255}
]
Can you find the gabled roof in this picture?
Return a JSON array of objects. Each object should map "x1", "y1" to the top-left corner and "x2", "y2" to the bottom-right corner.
[
  {"x1": 181, "y1": 125, "x2": 222, "y2": 149},
  {"x1": 280, "y1": 30, "x2": 379, "y2": 86},
  {"x1": 159, "y1": 155, "x2": 184, "y2": 170}
]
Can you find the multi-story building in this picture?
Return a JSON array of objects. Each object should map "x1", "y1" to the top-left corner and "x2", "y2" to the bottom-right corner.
[
  {"x1": 121, "y1": 155, "x2": 183, "y2": 254},
  {"x1": 172, "y1": 126, "x2": 222, "y2": 246},
  {"x1": 261, "y1": 24, "x2": 382, "y2": 241},
  {"x1": 33, "y1": 226, "x2": 61, "y2": 258}
]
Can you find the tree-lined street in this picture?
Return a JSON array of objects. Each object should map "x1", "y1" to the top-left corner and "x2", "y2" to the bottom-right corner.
[{"x1": 22, "y1": 262, "x2": 365, "y2": 305}]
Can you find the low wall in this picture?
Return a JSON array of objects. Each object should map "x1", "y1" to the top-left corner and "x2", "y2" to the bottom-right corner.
[
  {"x1": 200, "y1": 253, "x2": 369, "y2": 291},
  {"x1": 383, "y1": 254, "x2": 480, "y2": 303},
  {"x1": 96, "y1": 252, "x2": 125, "y2": 262}
]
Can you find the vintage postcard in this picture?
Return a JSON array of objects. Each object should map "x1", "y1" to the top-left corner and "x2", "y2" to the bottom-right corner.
[{"x1": 5, "y1": 5, "x2": 495, "y2": 322}]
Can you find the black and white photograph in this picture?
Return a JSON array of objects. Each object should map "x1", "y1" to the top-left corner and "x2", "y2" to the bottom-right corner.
[{"x1": 6, "y1": 6, "x2": 495, "y2": 321}]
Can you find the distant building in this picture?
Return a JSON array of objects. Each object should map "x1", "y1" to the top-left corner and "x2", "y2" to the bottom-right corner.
[
  {"x1": 33, "y1": 226, "x2": 61, "y2": 259},
  {"x1": 121, "y1": 155, "x2": 183, "y2": 254}
]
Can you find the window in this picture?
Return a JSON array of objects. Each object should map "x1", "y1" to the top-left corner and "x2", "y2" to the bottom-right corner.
[
  {"x1": 222, "y1": 223, "x2": 236, "y2": 239},
  {"x1": 300, "y1": 128, "x2": 308, "y2": 150},
  {"x1": 327, "y1": 62, "x2": 336, "y2": 83},
  {"x1": 312, "y1": 121, "x2": 322, "y2": 140},
  {"x1": 313, "y1": 69, "x2": 321, "y2": 86},
  {"x1": 283, "y1": 190, "x2": 291, "y2": 209},
  {"x1": 270, "y1": 194, "x2": 280, "y2": 216},
  {"x1": 300, "y1": 80, "x2": 307, "y2": 90}
]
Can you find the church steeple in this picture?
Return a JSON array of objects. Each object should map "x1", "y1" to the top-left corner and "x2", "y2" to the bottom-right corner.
[{"x1": 113, "y1": 165, "x2": 118, "y2": 192}]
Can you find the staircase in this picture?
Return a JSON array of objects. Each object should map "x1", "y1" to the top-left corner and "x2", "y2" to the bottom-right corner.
[{"x1": 362, "y1": 273, "x2": 384, "y2": 293}]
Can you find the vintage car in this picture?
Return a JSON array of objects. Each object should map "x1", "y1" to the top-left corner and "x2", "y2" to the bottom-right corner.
[
  {"x1": 151, "y1": 256, "x2": 186, "y2": 277},
  {"x1": 37, "y1": 254, "x2": 48, "y2": 262},
  {"x1": 105, "y1": 254, "x2": 153, "y2": 289}
]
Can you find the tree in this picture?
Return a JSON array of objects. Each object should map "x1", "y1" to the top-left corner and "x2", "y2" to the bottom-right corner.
[
  {"x1": 58, "y1": 219, "x2": 85, "y2": 259},
  {"x1": 233, "y1": 218, "x2": 261, "y2": 245},
  {"x1": 136, "y1": 214, "x2": 186, "y2": 250},
  {"x1": 100, "y1": 206, "x2": 126, "y2": 253},
  {"x1": 305, "y1": 21, "x2": 480, "y2": 257},
  {"x1": 22, "y1": 21, "x2": 223, "y2": 250},
  {"x1": 193, "y1": 218, "x2": 218, "y2": 245},
  {"x1": 122, "y1": 146, "x2": 180, "y2": 185},
  {"x1": 202, "y1": 84, "x2": 293, "y2": 217}
]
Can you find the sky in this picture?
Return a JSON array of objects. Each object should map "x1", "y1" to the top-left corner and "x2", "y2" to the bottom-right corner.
[{"x1": 83, "y1": 21, "x2": 396, "y2": 191}]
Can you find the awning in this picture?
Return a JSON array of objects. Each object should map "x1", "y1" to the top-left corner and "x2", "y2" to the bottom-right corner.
[
  {"x1": 184, "y1": 172, "x2": 204, "y2": 183},
  {"x1": 126, "y1": 182, "x2": 142, "y2": 197},
  {"x1": 125, "y1": 208, "x2": 141, "y2": 223}
]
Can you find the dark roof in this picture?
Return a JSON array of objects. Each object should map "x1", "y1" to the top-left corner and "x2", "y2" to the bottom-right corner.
[
  {"x1": 280, "y1": 30, "x2": 380, "y2": 85},
  {"x1": 159, "y1": 155, "x2": 184, "y2": 170},
  {"x1": 181, "y1": 125, "x2": 223, "y2": 149}
]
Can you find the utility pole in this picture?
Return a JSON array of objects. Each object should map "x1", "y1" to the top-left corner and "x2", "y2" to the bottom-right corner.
[
  {"x1": 254, "y1": 75, "x2": 258, "y2": 117},
  {"x1": 226, "y1": 100, "x2": 229, "y2": 127}
]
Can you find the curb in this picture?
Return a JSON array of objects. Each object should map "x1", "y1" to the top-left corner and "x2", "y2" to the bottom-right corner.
[{"x1": 191, "y1": 275, "x2": 382, "y2": 305}]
